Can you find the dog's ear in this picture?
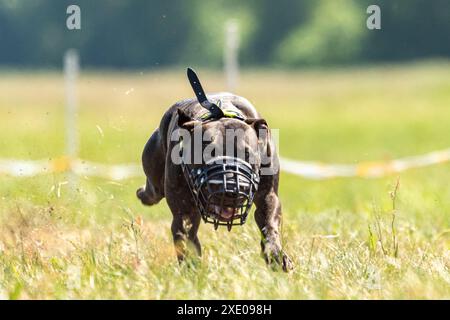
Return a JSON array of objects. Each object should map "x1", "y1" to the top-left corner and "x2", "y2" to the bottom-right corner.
[
  {"x1": 245, "y1": 118, "x2": 268, "y2": 139},
  {"x1": 245, "y1": 118, "x2": 272, "y2": 157},
  {"x1": 177, "y1": 109, "x2": 201, "y2": 131}
]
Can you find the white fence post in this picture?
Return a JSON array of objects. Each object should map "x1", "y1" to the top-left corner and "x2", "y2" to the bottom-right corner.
[
  {"x1": 224, "y1": 20, "x2": 239, "y2": 93},
  {"x1": 64, "y1": 49, "x2": 79, "y2": 186}
]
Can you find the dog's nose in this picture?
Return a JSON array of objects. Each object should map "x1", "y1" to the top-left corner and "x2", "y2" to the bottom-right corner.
[{"x1": 213, "y1": 206, "x2": 237, "y2": 221}]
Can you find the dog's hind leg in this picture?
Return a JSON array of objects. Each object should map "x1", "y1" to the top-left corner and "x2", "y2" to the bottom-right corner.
[
  {"x1": 137, "y1": 129, "x2": 165, "y2": 206},
  {"x1": 137, "y1": 177, "x2": 163, "y2": 206}
]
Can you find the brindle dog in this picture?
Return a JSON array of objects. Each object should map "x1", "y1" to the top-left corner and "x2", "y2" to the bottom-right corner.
[{"x1": 137, "y1": 92, "x2": 293, "y2": 272}]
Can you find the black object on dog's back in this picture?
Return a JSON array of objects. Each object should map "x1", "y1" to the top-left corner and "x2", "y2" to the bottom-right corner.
[{"x1": 187, "y1": 67, "x2": 224, "y2": 119}]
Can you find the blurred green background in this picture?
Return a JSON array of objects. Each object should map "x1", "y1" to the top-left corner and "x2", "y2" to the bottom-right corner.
[{"x1": 0, "y1": 0, "x2": 449, "y2": 69}]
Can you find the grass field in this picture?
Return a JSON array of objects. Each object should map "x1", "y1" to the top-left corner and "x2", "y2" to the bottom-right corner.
[{"x1": 0, "y1": 61, "x2": 449, "y2": 299}]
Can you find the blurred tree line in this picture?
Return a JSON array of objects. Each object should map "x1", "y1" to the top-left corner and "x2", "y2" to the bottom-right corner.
[{"x1": 0, "y1": 0, "x2": 448, "y2": 68}]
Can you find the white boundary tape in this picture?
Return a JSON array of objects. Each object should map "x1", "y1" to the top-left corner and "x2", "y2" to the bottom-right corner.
[
  {"x1": 0, "y1": 157, "x2": 141, "y2": 181},
  {"x1": 1, "y1": 148, "x2": 450, "y2": 180},
  {"x1": 280, "y1": 148, "x2": 450, "y2": 179}
]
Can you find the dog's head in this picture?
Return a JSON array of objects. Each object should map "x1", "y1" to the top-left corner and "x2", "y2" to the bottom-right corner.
[
  {"x1": 176, "y1": 108, "x2": 271, "y2": 230},
  {"x1": 177, "y1": 108, "x2": 270, "y2": 169}
]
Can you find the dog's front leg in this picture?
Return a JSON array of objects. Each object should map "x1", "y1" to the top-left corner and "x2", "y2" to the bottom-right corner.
[
  {"x1": 171, "y1": 215, "x2": 188, "y2": 262},
  {"x1": 187, "y1": 213, "x2": 202, "y2": 256},
  {"x1": 171, "y1": 213, "x2": 202, "y2": 262},
  {"x1": 254, "y1": 191, "x2": 293, "y2": 272}
]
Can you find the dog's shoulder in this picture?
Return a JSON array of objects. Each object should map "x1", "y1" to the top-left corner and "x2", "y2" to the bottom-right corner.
[
  {"x1": 164, "y1": 93, "x2": 259, "y2": 124},
  {"x1": 159, "y1": 93, "x2": 261, "y2": 147},
  {"x1": 209, "y1": 92, "x2": 260, "y2": 119}
]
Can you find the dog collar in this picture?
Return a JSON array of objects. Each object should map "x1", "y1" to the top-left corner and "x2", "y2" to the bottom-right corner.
[{"x1": 198, "y1": 100, "x2": 246, "y2": 122}]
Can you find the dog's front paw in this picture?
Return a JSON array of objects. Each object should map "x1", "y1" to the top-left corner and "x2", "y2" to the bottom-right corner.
[
  {"x1": 263, "y1": 244, "x2": 294, "y2": 272},
  {"x1": 281, "y1": 252, "x2": 294, "y2": 272}
]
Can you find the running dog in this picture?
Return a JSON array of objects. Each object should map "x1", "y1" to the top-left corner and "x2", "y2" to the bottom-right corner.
[{"x1": 137, "y1": 68, "x2": 292, "y2": 271}]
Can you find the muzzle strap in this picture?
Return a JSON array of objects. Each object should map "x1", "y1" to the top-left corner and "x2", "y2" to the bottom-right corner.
[{"x1": 187, "y1": 67, "x2": 224, "y2": 119}]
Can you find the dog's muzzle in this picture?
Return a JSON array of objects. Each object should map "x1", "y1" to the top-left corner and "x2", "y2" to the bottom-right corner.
[{"x1": 181, "y1": 156, "x2": 260, "y2": 231}]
